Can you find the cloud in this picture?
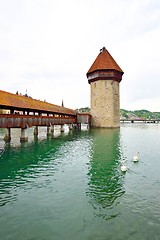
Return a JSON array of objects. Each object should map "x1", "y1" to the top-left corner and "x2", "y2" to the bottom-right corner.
[{"x1": 0, "y1": 0, "x2": 160, "y2": 111}]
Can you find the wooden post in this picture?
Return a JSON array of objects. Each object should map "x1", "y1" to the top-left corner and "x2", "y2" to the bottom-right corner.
[{"x1": 47, "y1": 126, "x2": 51, "y2": 136}]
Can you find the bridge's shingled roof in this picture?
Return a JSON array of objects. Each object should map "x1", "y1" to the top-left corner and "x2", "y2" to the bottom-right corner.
[
  {"x1": 87, "y1": 47, "x2": 123, "y2": 74},
  {"x1": 0, "y1": 90, "x2": 76, "y2": 116}
]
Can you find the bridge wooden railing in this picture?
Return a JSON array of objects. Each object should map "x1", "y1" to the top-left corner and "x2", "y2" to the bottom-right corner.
[
  {"x1": 0, "y1": 114, "x2": 77, "y2": 128},
  {"x1": 0, "y1": 113, "x2": 91, "y2": 141}
]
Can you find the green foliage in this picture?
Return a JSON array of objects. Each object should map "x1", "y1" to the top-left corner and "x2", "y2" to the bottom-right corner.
[
  {"x1": 76, "y1": 108, "x2": 160, "y2": 119},
  {"x1": 76, "y1": 107, "x2": 90, "y2": 113},
  {"x1": 120, "y1": 109, "x2": 160, "y2": 119}
]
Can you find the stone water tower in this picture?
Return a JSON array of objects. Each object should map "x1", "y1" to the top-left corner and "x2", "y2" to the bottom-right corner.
[{"x1": 86, "y1": 47, "x2": 124, "y2": 128}]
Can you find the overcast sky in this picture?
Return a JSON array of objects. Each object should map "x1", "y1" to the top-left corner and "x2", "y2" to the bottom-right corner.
[{"x1": 0, "y1": 0, "x2": 160, "y2": 111}]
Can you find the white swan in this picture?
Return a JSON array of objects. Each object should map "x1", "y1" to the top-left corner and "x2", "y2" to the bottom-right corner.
[
  {"x1": 121, "y1": 165, "x2": 127, "y2": 172},
  {"x1": 133, "y1": 152, "x2": 140, "y2": 162}
]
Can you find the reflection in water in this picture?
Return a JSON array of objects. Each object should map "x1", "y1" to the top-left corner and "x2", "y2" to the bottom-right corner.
[
  {"x1": 87, "y1": 129, "x2": 125, "y2": 220},
  {"x1": 0, "y1": 131, "x2": 81, "y2": 206},
  {"x1": 1, "y1": 126, "x2": 160, "y2": 240}
]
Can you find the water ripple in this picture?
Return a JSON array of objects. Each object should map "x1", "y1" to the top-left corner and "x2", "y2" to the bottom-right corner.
[{"x1": 0, "y1": 127, "x2": 160, "y2": 239}]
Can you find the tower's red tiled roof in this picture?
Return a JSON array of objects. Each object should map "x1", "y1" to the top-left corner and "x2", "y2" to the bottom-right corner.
[{"x1": 87, "y1": 47, "x2": 123, "y2": 74}]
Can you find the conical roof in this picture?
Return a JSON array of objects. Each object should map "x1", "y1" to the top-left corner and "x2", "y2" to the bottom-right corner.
[{"x1": 87, "y1": 47, "x2": 123, "y2": 74}]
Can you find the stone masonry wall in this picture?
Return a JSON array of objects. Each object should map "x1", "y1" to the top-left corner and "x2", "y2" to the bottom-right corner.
[{"x1": 90, "y1": 80, "x2": 120, "y2": 128}]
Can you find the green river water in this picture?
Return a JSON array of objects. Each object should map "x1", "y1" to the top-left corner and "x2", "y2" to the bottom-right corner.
[{"x1": 0, "y1": 124, "x2": 160, "y2": 240}]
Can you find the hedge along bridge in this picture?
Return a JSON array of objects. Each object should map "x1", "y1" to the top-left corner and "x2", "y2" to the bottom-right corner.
[{"x1": 0, "y1": 90, "x2": 91, "y2": 141}]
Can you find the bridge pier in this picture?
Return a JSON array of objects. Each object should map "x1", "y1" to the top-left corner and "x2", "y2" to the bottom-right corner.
[
  {"x1": 86, "y1": 123, "x2": 90, "y2": 129},
  {"x1": 33, "y1": 126, "x2": 38, "y2": 137},
  {"x1": 47, "y1": 125, "x2": 55, "y2": 137},
  {"x1": 4, "y1": 128, "x2": 11, "y2": 141},
  {"x1": 47, "y1": 126, "x2": 52, "y2": 136},
  {"x1": 20, "y1": 128, "x2": 28, "y2": 142},
  {"x1": 76, "y1": 123, "x2": 81, "y2": 130},
  {"x1": 60, "y1": 124, "x2": 65, "y2": 132},
  {"x1": 69, "y1": 124, "x2": 73, "y2": 130},
  {"x1": 51, "y1": 125, "x2": 54, "y2": 134}
]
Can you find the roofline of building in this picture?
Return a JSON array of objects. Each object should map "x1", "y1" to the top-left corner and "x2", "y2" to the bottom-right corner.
[{"x1": 0, "y1": 89, "x2": 77, "y2": 116}]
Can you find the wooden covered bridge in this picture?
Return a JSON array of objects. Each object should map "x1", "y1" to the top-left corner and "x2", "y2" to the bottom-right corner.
[{"x1": 0, "y1": 90, "x2": 91, "y2": 141}]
